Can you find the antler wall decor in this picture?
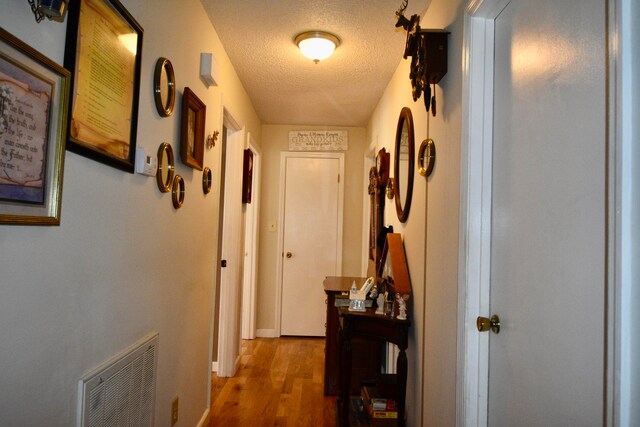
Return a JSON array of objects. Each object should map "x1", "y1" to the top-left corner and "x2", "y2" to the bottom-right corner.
[{"x1": 395, "y1": 0, "x2": 449, "y2": 115}]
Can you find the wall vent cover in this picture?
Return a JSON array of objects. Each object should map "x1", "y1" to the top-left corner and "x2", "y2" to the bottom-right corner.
[{"x1": 77, "y1": 332, "x2": 159, "y2": 427}]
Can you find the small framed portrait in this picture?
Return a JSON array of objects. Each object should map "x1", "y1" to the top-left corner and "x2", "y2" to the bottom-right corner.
[{"x1": 180, "y1": 87, "x2": 205, "y2": 170}]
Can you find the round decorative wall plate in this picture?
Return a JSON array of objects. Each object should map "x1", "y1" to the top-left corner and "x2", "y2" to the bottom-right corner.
[
  {"x1": 153, "y1": 57, "x2": 176, "y2": 117},
  {"x1": 418, "y1": 138, "x2": 435, "y2": 177},
  {"x1": 156, "y1": 143, "x2": 175, "y2": 193}
]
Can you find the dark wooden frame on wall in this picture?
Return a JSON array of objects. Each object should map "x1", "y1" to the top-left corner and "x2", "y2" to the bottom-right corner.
[
  {"x1": 242, "y1": 149, "x2": 253, "y2": 203},
  {"x1": 180, "y1": 87, "x2": 205, "y2": 170},
  {"x1": 63, "y1": 0, "x2": 143, "y2": 173}
]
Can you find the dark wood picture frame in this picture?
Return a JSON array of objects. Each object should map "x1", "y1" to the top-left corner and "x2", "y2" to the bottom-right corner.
[
  {"x1": 0, "y1": 29, "x2": 70, "y2": 225},
  {"x1": 242, "y1": 148, "x2": 253, "y2": 203},
  {"x1": 63, "y1": 0, "x2": 143, "y2": 173},
  {"x1": 180, "y1": 87, "x2": 205, "y2": 171}
]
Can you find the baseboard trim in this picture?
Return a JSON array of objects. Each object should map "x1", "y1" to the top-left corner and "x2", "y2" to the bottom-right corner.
[
  {"x1": 196, "y1": 407, "x2": 210, "y2": 427},
  {"x1": 211, "y1": 361, "x2": 218, "y2": 372},
  {"x1": 256, "y1": 329, "x2": 277, "y2": 338}
]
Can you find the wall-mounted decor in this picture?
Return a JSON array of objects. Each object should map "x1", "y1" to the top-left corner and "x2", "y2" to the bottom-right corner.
[
  {"x1": 394, "y1": 107, "x2": 415, "y2": 222},
  {"x1": 368, "y1": 148, "x2": 390, "y2": 263},
  {"x1": 153, "y1": 57, "x2": 175, "y2": 117},
  {"x1": 206, "y1": 130, "x2": 219, "y2": 150},
  {"x1": 0, "y1": 29, "x2": 70, "y2": 225},
  {"x1": 180, "y1": 87, "x2": 205, "y2": 170},
  {"x1": 156, "y1": 142, "x2": 174, "y2": 193},
  {"x1": 288, "y1": 130, "x2": 348, "y2": 151},
  {"x1": 242, "y1": 149, "x2": 253, "y2": 203},
  {"x1": 395, "y1": 0, "x2": 449, "y2": 114},
  {"x1": 418, "y1": 138, "x2": 435, "y2": 177},
  {"x1": 63, "y1": 0, "x2": 143, "y2": 173},
  {"x1": 172, "y1": 174, "x2": 184, "y2": 209},
  {"x1": 202, "y1": 166, "x2": 212, "y2": 194}
]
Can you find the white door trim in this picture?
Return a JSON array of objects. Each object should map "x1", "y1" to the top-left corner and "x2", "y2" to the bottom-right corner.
[
  {"x1": 241, "y1": 135, "x2": 260, "y2": 340},
  {"x1": 457, "y1": 2, "x2": 503, "y2": 425},
  {"x1": 217, "y1": 110, "x2": 245, "y2": 378},
  {"x1": 274, "y1": 151, "x2": 345, "y2": 337},
  {"x1": 361, "y1": 140, "x2": 377, "y2": 276},
  {"x1": 609, "y1": 0, "x2": 636, "y2": 425}
]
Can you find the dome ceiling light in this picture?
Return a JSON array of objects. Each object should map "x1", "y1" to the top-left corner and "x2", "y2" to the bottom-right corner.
[{"x1": 295, "y1": 31, "x2": 340, "y2": 63}]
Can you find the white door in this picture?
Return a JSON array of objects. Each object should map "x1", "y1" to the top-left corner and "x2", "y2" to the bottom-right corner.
[
  {"x1": 486, "y1": 0, "x2": 606, "y2": 424},
  {"x1": 280, "y1": 153, "x2": 343, "y2": 336}
]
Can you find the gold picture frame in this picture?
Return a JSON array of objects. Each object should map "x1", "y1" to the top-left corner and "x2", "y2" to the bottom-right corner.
[
  {"x1": 153, "y1": 57, "x2": 175, "y2": 117},
  {"x1": 0, "y1": 29, "x2": 70, "y2": 225}
]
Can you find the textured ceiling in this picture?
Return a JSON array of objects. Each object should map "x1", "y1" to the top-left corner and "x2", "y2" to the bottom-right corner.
[{"x1": 200, "y1": 0, "x2": 418, "y2": 127}]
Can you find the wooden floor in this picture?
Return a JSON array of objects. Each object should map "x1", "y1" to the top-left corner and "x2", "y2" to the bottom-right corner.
[{"x1": 209, "y1": 337, "x2": 337, "y2": 427}]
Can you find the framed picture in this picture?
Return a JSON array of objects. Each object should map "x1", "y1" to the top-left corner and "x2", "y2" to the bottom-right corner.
[
  {"x1": 0, "y1": 29, "x2": 70, "y2": 225},
  {"x1": 242, "y1": 149, "x2": 253, "y2": 203},
  {"x1": 64, "y1": 0, "x2": 143, "y2": 173},
  {"x1": 180, "y1": 87, "x2": 205, "y2": 170}
]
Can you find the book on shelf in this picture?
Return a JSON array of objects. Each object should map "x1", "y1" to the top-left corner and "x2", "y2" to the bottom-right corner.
[{"x1": 361, "y1": 385, "x2": 398, "y2": 419}]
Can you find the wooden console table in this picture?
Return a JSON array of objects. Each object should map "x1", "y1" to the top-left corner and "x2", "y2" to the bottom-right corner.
[
  {"x1": 337, "y1": 306, "x2": 410, "y2": 427},
  {"x1": 333, "y1": 233, "x2": 412, "y2": 427},
  {"x1": 323, "y1": 276, "x2": 381, "y2": 396}
]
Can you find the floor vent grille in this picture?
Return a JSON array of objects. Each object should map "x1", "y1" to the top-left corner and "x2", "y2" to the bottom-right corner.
[{"x1": 77, "y1": 333, "x2": 159, "y2": 427}]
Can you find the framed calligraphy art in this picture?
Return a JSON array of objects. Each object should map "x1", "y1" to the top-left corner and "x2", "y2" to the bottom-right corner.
[
  {"x1": 0, "y1": 29, "x2": 70, "y2": 225},
  {"x1": 64, "y1": 0, "x2": 143, "y2": 172}
]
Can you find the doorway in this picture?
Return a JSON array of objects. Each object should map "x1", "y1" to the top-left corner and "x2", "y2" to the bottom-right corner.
[
  {"x1": 213, "y1": 111, "x2": 245, "y2": 377},
  {"x1": 241, "y1": 137, "x2": 260, "y2": 340},
  {"x1": 276, "y1": 152, "x2": 344, "y2": 337}
]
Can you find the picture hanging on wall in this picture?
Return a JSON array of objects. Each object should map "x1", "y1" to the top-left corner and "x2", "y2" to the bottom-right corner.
[
  {"x1": 0, "y1": 29, "x2": 70, "y2": 225},
  {"x1": 180, "y1": 87, "x2": 205, "y2": 171},
  {"x1": 242, "y1": 149, "x2": 253, "y2": 203},
  {"x1": 63, "y1": 0, "x2": 144, "y2": 173}
]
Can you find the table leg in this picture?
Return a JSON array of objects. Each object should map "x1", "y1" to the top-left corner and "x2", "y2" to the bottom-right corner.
[
  {"x1": 338, "y1": 327, "x2": 352, "y2": 426},
  {"x1": 396, "y1": 348, "x2": 408, "y2": 427}
]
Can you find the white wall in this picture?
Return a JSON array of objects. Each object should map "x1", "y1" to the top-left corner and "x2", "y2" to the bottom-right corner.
[
  {"x1": 0, "y1": 1, "x2": 260, "y2": 425},
  {"x1": 366, "y1": 1, "x2": 465, "y2": 425},
  {"x1": 256, "y1": 125, "x2": 366, "y2": 333}
]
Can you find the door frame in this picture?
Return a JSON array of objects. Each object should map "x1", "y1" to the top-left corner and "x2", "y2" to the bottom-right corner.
[
  {"x1": 456, "y1": 0, "x2": 622, "y2": 425},
  {"x1": 274, "y1": 151, "x2": 345, "y2": 336},
  {"x1": 216, "y1": 109, "x2": 245, "y2": 377},
  {"x1": 361, "y1": 140, "x2": 377, "y2": 276},
  {"x1": 241, "y1": 135, "x2": 261, "y2": 340}
]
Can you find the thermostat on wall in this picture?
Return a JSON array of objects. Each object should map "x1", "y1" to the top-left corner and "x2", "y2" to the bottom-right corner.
[{"x1": 135, "y1": 147, "x2": 157, "y2": 176}]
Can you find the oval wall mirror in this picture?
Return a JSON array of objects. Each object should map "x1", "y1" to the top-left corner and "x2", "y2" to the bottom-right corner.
[
  {"x1": 156, "y1": 142, "x2": 175, "y2": 193},
  {"x1": 394, "y1": 107, "x2": 415, "y2": 222}
]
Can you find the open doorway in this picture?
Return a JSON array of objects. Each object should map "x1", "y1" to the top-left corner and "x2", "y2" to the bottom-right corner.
[{"x1": 212, "y1": 110, "x2": 245, "y2": 377}]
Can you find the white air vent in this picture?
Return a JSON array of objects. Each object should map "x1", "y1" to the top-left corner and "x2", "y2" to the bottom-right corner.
[{"x1": 77, "y1": 332, "x2": 159, "y2": 427}]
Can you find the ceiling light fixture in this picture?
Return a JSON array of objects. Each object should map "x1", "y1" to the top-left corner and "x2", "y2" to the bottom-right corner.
[{"x1": 295, "y1": 31, "x2": 340, "y2": 63}]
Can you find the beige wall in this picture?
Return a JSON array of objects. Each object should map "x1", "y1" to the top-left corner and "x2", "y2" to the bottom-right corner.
[
  {"x1": 366, "y1": 0, "x2": 465, "y2": 425},
  {"x1": 256, "y1": 125, "x2": 367, "y2": 332},
  {"x1": 0, "y1": 1, "x2": 260, "y2": 425}
]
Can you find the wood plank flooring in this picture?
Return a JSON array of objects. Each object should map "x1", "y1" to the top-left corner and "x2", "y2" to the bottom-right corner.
[{"x1": 210, "y1": 337, "x2": 337, "y2": 427}]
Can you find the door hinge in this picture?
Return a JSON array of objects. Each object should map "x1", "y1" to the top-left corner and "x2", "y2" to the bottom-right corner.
[{"x1": 337, "y1": 174, "x2": 340, "y2": 183}]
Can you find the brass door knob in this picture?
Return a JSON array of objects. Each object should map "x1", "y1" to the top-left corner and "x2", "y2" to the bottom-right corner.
[
  {"x1": 476, "y1": 314, "x2": 500, "y2": 334},
  {"x1": 286, "y1": 252, "x2": 292, "y2": 258}
]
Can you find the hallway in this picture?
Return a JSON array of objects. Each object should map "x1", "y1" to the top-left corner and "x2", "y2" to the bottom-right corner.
[{"x1": 210, "y1": 338, "x2": 336, "y2": 426}]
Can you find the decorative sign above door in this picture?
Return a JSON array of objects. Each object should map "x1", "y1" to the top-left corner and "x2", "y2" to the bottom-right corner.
[{"x1": 288, "y1": 130, "x2": 348, "y2": 151}]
